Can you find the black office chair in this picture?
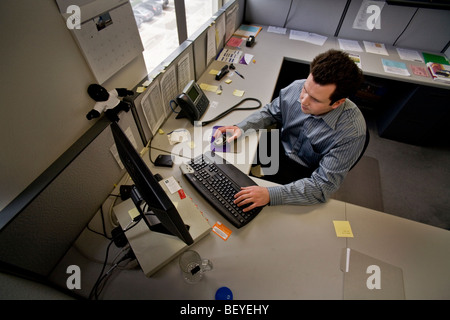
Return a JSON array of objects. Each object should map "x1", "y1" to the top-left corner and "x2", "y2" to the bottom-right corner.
[{"x1": 349, "y1": 126, "x2": 370, "y2": 171}]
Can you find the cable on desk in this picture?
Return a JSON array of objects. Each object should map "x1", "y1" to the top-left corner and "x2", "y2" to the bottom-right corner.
[
  {"x1": 146, "y1": 133, "x2": 158, "y2": 165},
  {"x1": 88, "y1": 221, "x2": 140, "y2": 300},
  {"x1": 199, "y1": 97, "x2": 262, "y2": 126},
  {"x1": 90, "y1": 246, "x2": 136, "y2": 299},
  {"x1": 169, "y1": 99, "x2": 180, "y2": 114},
  {"x1": 86, "y1": 204, "x2": 112, "y2": 240}
]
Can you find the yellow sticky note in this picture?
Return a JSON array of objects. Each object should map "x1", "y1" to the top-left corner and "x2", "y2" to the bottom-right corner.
[
  {"x1": 209, "y1": 69, "x2": 219, "y2": 75},
  {"x1": 199, "y1": 83, "x2": 218, "y2": 92},
  {"x1": 233, "y1": 89, "x2": 245, "y2": 97},
  {"x1": 128, "y1": 207, "x2": 140, "y2": 220},
  {"x1": 225, "y1": 79, "x2": 232, "y2": 84},
  {"x1": 158, "y1": 129, "x2": 164, "y2": 134},
  {"x1": 333, "y1": 220, "x2": 354, "y2": 237}
]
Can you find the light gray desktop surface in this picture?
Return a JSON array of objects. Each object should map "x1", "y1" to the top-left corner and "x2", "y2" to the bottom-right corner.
[
  {"x1": 50, "y1": 151, "x2": 450, "y2": 299},
  {"x1": 106, "y1": 150, "x2": 450, "y2": 300},
  {"x1": 136, "y1": 27, "x2": 450, "y2": 299},
  {"x1": 121, "y1": 153, "x2": 348, "y2": 299},
  {"x1": 345, "y1": 204, "x2": 450, "y2": 300},
  {"x1": 245, "y1": 26, "x2": 450, "y2": 89},
  {"x1": 49, "y1": 25, "x2": 450, "y2": 300},
  {"x1": 111, "y1": 151, "x2": 347, "y2": 300}
]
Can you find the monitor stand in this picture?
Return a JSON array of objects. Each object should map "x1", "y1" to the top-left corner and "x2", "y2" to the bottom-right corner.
[
  {"x1": 113, "y1": 179, "x2": 211, "y2": 277},
  {"x1": 129, "y1": 185, "x2": 190, "y2": 237}
]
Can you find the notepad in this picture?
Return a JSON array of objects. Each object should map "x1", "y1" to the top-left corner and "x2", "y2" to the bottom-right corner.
[{"x1": 233, "y1": 25, "x2": 262, "y2": 38}]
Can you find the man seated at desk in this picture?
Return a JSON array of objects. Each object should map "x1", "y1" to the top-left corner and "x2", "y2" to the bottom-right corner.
[{"x1": 214, "y1": 49, "x2": 366, "y2": 212}]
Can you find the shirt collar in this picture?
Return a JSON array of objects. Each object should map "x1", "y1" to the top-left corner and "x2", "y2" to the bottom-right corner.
[{"x1": 312, "y1": 99, "x2": 348, "y2": 130}]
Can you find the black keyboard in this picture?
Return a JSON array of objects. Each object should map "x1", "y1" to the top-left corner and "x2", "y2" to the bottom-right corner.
[{"x1": 180, "y1": 151, "x2": 263, "y2": 228}]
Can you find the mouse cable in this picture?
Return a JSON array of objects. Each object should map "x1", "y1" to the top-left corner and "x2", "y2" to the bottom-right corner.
[{"x1": 199, "y1": 97, "x2": 262, "y2": 126}]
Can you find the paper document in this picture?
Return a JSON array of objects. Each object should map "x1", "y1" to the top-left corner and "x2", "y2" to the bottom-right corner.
[
  {"x1": 141, "y1": 81, "x2": 165, "y2": 136},
  {"x1": 216, "y1": 48, "x2": 243, "y2": 64},
  {"x1": 207, "y1": 25, "x2": 217, "y2": 64},
  {"x1": 240, "y1": 53, "x2": 253, "y2": 65},
  {"x1": 268, "y1": 26, "x2": 287, "y2": 34},
  {"x1": 382, "y1": 59, "x2": 410, "y2": 76},
  {"x1": 338, "y1": 39, "x2": 363, "y2": 52},
  {"x1": 352, "y1": 0, "x2": 385, "y2": 31},
  {"x1": 349, "y1": 53, "x2": 362, "y2": 69},
  {"x1": 289, "y1": 30, "x2": 327, "y2": 46},
  {"x1": 233, "y1": 24, "x2": 262, "y2": 38},
  {"x1": 396, "y1": 48, "x2": 424, "y2": 62},
  {"x1": 160, "y1": 65, "x2": 178, "y2": 110},
  {"x1": 363, "y1": 41, "x2": 388, "y2": 55},
  {"x1": 227, "y1": 36, "x2": 244, "y2": 48},
  {"x1": 177, "y1": 53, "x2": 192, "y2": 92}
]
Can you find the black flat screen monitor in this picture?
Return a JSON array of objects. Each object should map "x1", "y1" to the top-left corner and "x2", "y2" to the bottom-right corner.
[{"x1": 110, "y1": 122, "x2": 194, "y2": 245}]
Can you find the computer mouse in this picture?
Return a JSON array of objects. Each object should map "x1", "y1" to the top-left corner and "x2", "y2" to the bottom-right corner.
[{"x1": 213, "y1": 134, "x2": 227, "y2": 146}]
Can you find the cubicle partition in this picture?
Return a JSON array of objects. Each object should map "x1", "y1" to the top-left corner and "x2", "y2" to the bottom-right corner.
[
  {"x1": 0, "y1": 0, "x2": 243, "y2": 282},
  {"x1": 244, "y1": 0, "x2": 450, "y2": 54},
  {"x1": 0, "y1": 112, "x2": 143, "y2": 277}
]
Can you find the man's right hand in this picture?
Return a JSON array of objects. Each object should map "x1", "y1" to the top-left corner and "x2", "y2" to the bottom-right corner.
[{"x1": 213, "y1": 126, "x2": 242, "y2": 144}]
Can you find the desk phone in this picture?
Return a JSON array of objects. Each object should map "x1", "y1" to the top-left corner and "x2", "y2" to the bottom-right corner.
[{"x1": 176, "y1": 80, "x2": 209, "y2": 124}]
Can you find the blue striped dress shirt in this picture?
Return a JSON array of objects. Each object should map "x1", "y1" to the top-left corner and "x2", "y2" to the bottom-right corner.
[{"x1": 236, "y1": 79, "x2": 366, "y2": 206}]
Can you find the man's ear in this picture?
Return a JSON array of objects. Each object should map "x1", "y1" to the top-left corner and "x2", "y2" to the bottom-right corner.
[{"x1": 331, "y1": 98, "x2": 346, "y2": 109}]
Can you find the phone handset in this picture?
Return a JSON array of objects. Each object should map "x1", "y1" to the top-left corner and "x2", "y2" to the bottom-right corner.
[{"x1": 175, "y1": 80, "x2": 209, "y2": 124}]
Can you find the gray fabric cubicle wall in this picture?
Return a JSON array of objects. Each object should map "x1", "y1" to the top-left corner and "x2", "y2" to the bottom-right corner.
[
  {"x1": 244, "y1": 0, "x2": 450, "y2": 53},
  {"x1": 0, "y1": 0, "x2": 147, "y2": 218},
  {"x1": 0, "y1": 112, "x2": 143, "y2": 277},
  {"x1": 0, "y1": 0, "x2": 244, "y2": 279}
]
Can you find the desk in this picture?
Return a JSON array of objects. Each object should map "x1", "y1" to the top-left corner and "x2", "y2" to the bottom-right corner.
[
  {"x1": 50, "y1": 25, "x2": 450, "y2": 300},
  {"x1": 111, "y1": 152, "x2": 346, "y2": 299},
  {"x1": 106, "y1": 150, "x2": 450, "y2": 299},
  {"x1": 115, "y1": 26, "x2": 450, "y2": 299}
]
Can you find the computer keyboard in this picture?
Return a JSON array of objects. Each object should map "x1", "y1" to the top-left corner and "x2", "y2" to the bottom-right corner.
[{"x1": 180, "y1": 151, "x2": 263, "y2": 228}]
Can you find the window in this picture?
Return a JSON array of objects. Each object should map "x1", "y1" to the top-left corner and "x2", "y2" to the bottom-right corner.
[
  {"x1": 186, "y1": 0, "x2": 214, "y2": 37},
  {"x1": 131, "y1": 0, "x2": 178, "y2": 73},
  {"x1": 131, "y1": 0, "x2": 231, "y2": 73}
]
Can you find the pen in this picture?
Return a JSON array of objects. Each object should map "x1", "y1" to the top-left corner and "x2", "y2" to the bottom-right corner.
[{"x1": 235, "y1": 70, "x2": 245, "y2": 79}]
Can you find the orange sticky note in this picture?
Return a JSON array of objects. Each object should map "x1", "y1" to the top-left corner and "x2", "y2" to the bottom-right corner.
[{"x1": 212, "y1": 221, "x2": 232, "y2": 241}]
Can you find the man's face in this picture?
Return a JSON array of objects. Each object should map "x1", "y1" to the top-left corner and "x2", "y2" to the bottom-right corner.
[{"x1": 299, "y1": 74, "x2": 344, "y2": 116}]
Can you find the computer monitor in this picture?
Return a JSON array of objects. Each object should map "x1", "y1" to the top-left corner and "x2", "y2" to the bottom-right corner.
[{"x1": 110, "y1": 121, "x2": 194, "y2": 245}]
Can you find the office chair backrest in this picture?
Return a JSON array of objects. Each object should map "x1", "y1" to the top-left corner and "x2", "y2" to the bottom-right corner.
[{"x1": 350, "y1": 127, "x2": 370, "y2": 171}]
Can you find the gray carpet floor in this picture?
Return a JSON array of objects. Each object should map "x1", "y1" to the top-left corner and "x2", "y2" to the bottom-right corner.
[
  {"x1": 332, "y1": 156, "x2": 384, "y2": 212},
  {"x1": 340, "y1": 112, "x2": 450, "y2": 230}
]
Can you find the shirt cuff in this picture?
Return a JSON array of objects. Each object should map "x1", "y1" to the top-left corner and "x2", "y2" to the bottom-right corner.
[{"x1": 267, "y1": 186, "x2": 283, "y2": 206}]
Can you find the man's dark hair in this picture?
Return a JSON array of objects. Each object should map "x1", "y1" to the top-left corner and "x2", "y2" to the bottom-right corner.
[{"x1": 310, "y1": 49, "x2": 364, "y2": 104}]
